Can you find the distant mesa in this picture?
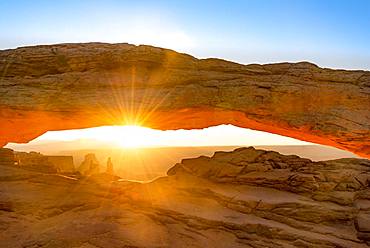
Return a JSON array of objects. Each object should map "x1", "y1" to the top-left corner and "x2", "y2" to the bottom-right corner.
[
  {"x1": 0, "y1": 148, "x2": 75, "y2": 173},
  {"x1": 0, "y1": 148, "x2": 16, "y2": 166},
  {"x1": 16, "y1": 151, "x2": 75, "y2": 173},
  {"x1": 0, "y1": 148, "x2": 120, "y2": 182}
]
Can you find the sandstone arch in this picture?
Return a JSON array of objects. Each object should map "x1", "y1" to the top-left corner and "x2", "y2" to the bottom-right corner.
[{"x1": 0, "y1": 43, "x2": 369, "y2": 157}]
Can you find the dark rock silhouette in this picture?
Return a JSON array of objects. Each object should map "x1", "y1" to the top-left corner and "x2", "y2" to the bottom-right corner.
[
  {"x1": 78, "y1": 153, "x2": 100, "y2": 176},
  {"x1": 0, "y1": 148, "x2": 15, "y2": 166},
  {"x1": 106, "y1": 157, "x2": 114, "y2": 175},
  {"x1": 14, "y1": 151, "x2": 74, "y2": 173}
]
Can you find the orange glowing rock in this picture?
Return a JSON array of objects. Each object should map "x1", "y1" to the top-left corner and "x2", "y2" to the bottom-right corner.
[{"x1": 0, "y1": 43, "x2": 369, "y2": 157}]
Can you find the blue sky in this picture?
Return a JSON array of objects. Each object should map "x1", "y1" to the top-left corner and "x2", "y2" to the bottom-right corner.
[{"x1": 1, "y1": 0, "x2": 369, "y2": 69}]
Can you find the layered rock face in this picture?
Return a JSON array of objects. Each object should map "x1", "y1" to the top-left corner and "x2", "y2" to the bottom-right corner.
[
  {"x1": 1, "y1": 147, "x2": 369, "y2": 247},
  {"x1": 0, "y1": 43, "x2": 369, "y2": 157},
  {"x1": 168, "y1": 147, "x2": 369, "y2": 199},
  {"x1": 166, "y1": 147, "x2": 370, "y2": 246}
]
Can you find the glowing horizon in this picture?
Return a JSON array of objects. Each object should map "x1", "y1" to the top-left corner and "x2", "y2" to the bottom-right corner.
[{"x1": 6, "y1": 124, "x2": 312, "y2": 151}]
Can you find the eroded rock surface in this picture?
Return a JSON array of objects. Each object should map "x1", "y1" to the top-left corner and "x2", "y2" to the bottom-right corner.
[
  {"x1": 1, "y1": 147, "x2": 369, "y2": 247},
  {"x1": 0, "y1": 43, "x2": 369, "y2": 157}
]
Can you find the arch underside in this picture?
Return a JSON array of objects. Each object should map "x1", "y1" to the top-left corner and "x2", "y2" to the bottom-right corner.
[{"x1": 0, "y1": 43, "x2": 369, "y2": 158}]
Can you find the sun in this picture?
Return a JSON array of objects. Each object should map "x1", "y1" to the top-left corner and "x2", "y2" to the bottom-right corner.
[
  {"x1": 114, "y1": 125, "x2": 152, "y2": 148},
  {"x1": 83, "y1": 125, "x2": 159, "y2": 148},
  {"x1": 31, "y1": 124, "x2": 160, "y2": 148}
]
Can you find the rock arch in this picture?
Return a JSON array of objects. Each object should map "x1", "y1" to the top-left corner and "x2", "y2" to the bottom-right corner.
[{"x1": 0, "y1": 43, "x2": 369, "y2": 157}]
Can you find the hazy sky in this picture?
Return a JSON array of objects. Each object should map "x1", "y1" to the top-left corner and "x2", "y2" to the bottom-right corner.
[{"x1": 1, "y1": 0, "x2": 369, "y2": 69}]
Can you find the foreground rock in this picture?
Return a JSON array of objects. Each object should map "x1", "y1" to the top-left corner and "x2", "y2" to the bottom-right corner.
[
  {"x1": 1, "y1": 43, "x2": 369, "y2": 158},
  {"x1": 0, "y1": 147, "x2": 369, "y2": 247}
]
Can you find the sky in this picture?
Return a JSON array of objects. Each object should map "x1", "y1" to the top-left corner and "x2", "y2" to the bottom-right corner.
[
  {"x1": 1, "y1": 0, "x2": 369, "y2": 149},
  {"x1": 1, "y1": 0, "x2": 370, "y2": 69}
]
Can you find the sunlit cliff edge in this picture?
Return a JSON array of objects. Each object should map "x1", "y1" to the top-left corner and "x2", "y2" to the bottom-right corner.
[{"x1": 0, "y1": 43, "x2": 369, "y2": 158}]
